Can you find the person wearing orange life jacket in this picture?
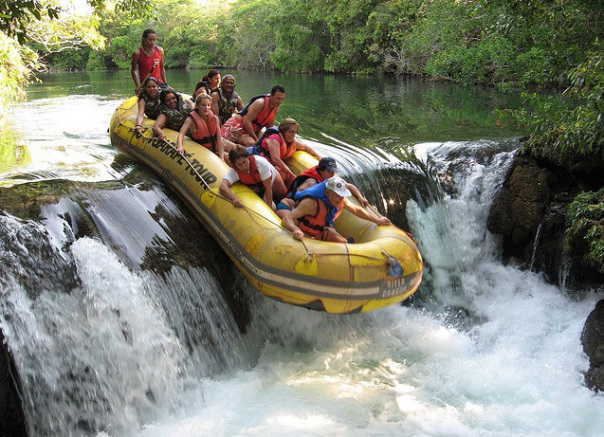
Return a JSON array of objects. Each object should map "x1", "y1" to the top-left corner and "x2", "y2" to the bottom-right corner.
[
  {"x1": 221, "y1": 84, "x2": 286, "y2": 147},
  {"x1": 248, "y1": 118, "x2": 321, "y2": 188},
  {"x1": 131, "y1": 29, "x2": 167, "y2": 94},
  {"x1": 177, "y1": 93, "x2": 233, "y2": 159},
  {"x1": 275, "y1": 156, "x2": 369, "y2": 218},
  {"x1": 219, "y1": 146, "x2": 288, "y2": 210},
  {"x1": 281, "y1": 177, "x2": 391, "y2": 243}
]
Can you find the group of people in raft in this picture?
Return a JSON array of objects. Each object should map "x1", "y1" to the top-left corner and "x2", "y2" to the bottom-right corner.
[{"x1": 131, "y1": 29, "x2": 391, "y2": 243}]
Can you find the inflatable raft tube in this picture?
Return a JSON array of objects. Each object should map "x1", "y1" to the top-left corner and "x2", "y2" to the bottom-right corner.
[{"x1": 109, "y1": 96, "x2": 423, "y2": 314}]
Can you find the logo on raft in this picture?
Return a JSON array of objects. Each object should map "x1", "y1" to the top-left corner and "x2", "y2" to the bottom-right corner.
[
  {"x1": 148, "y1": 137, "x2": 217, "y2": 188},
  {"x1": 378, "y1": 273, "x2": 416, "y2": 299}
]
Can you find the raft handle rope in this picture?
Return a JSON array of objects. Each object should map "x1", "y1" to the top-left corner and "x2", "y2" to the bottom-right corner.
[
  {"x1": 159, "y1": 138, "x2": 281, "y2": 221},
  {"x1": 121, "y1": 124, "x2": 400, "y2": 266}
]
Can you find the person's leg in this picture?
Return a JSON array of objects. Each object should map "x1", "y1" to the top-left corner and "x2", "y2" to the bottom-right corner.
[
  {"x1": 275, "y1": 198, "x2": 295, "y2": 219},
  {"x1": 323, "y1": 227, "x2": 347, "y2": 243},
  {"x1": 236, "y1": 134, "x2": 257, "y2": 147},
  {"x1": 272, "y1": 172, "x2": 288, "y2": 201}
]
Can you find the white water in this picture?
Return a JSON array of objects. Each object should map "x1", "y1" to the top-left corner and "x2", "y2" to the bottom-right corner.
[
  {"x1": 3, "y1": 91, "x2": 604, "y2": 437},
  {"x1": 116, "y1": 142, "x2": 604, "y2": 437},
  {"x1": 44, "y1": 142, "x2": 603, "y2": 436}
]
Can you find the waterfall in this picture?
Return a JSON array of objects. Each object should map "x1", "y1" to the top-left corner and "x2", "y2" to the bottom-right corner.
[
  {"x1": 529, "y1": 221, "x2": 544, "y2": 271},
  {"x1": 1, "y1": 137, "x2": 604, "y2": 437},
  {"x1": 0, "y1": 181, "x2": 262, "y2": 436}
]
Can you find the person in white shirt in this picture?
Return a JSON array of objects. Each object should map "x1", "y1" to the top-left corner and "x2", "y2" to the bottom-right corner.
[{"x1": 220, "y1": 145, "x2": 287, "y2": 210}]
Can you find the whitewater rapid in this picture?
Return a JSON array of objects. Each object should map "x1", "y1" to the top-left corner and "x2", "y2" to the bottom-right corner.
[{"x1": 2, "y1": 89, "x2": 603, "y2": 437}]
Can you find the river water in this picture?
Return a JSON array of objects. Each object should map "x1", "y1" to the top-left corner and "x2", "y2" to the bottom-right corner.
[{"x1": 1, "y1": 71, "x2": 603, "y2": 436}]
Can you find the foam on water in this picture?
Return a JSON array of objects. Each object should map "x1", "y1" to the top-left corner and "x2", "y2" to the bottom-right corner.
[
  {"x1": 3, "y1": 93, "x2": 603, "y2": 436},
  {"x1": 128, "y1": 141, "x2": 604, "y2": 437}
]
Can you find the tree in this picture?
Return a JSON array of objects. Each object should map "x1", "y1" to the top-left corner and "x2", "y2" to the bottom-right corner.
[
  {"x1": 0, "y1": 0, "x2": 60, "y2": 43},
  {"x1": 0, "y1": 0, "x2": 152, "y2": 111}
]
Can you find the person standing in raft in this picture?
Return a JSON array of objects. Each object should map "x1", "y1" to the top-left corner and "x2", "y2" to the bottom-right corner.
[
  {"x1": 152, "y1": 88, "x2": 194, "y2": 141},
  {"x1": 276, "y1": 156, "x2": 369, "y2": 217},
  {"x1": 211, "y1": 74, "x2": 244, "y2": 125},
  {"x1": 131, "y1": 29, "x2": 167, "y2": 94},
  {"x1": 220, "y1": 146, "x2": 287, "y2": 210},
  {"x1": 281, "y1": 177, "x2": 391, "y2": 243},
  {"x1": 221, "y1": 84, "x2": 286, "y2": 147},
  {"x1": 134, "y1": 77, "x2": 162, "y2": 133},
  {"x1": 177, "y1": 93, "x2": 232, "y2": 158},
  {"x1": 248, "y1": 118, "x2": 321, "y2": 188},
  {"x1": 193, "y1": 69, "x2": 221, "y2": 99}
]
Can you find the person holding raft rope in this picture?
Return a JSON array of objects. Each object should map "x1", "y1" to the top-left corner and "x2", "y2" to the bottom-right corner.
[
  {"x1": 220, "y1": 145, "x2": 287, "y2": 210},
  {"x1": 131, "y1": 28, "x2": 167, "y2": 94}
]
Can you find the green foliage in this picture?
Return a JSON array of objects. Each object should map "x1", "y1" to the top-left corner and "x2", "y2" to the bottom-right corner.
[
  {"x1": 85, "y1": 49, "x2": 108, "y2": 70},
  {"x1": 48, "y1": 47, "x2": 91, "y2": 70},
  {"x1": 510, "y1": 48, "x2": 604, "y2": 164},
  {"x1": 364, "y1": 0, "x2": 422, "y2": 74},
  {"x1": 216, "y1": 0, "x2": 279, "y2": 69},
  {"x1": 0, "y1": 31, "x2": 38, "y2": 109},
  {"x1": 271, "y1": 0, "x2": 328, "y2": 72},
  {"x1": 0, "y1": 0, "x2": 60, "y2": 43},
  {"x1": 17, "y1": 0, "x2": 602, "y2": 87},
  {"x1": 320, "y1": 0, "x2": 381, "y2": 73},
  {"x1": 88, "y1": 0, "x2": 152, "y2": 18},
  {"x1": 566, "y1": 189, "x2": 604, "y2": 274},
  {"x1": 426, "y1": 35, "x2": 515, "y2": 85}
]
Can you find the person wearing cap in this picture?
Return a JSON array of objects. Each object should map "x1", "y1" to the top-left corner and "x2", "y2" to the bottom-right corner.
[
  {"x1": 281, "y1": 176, "x2": 391, "y2": 242},
  {"x1": 276, "y1": 157, "x2": 369, "y2": 217}
]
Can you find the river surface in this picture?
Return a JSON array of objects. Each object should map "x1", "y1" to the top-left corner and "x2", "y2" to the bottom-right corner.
[{"x1": 1, "y1": 71, "x2": 603, "y2": 437}]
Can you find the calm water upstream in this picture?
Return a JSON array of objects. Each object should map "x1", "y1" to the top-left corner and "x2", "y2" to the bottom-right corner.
[{"x1": 1, "y1": 71, "x2": 603, "y2": 437}]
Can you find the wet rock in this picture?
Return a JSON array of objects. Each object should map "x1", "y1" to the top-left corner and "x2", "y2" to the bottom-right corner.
[
  {"x1": 488, "y1": 151, "x2": 604, "y2": 394},
  {"x1": 487, "y1": 155, "x2": 556, "y2": 269},
  {"x1": 487, "y1": 154, "x2": 604, "y2": 287},
  {"x1": 582, "y1": 299, "x2": 604, "y2": 392},
  {"x1": 0, "y1": 330, "x2": 26, "y2": 437}
]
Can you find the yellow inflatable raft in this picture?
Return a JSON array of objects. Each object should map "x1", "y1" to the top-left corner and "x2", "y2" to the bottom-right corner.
[{"x1": 109, "y1": 96, "x2": 423, "y2": 314}]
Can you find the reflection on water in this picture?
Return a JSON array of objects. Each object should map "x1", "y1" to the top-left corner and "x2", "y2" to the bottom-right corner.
[
  {"x1": 27, "y1": 70, "x2": 524, "y2": 143},
  {"x1": 0, "y1": 123, "x2": 30, "y2": 176}
]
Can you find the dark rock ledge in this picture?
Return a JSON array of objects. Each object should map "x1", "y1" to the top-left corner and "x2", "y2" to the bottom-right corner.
[{"x1": 487, "y1": 152, "x2": 604, "y2": 392}]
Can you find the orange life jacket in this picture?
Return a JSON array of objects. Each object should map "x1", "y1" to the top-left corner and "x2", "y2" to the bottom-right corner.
[
  {"x1": 253, "y1": 127, "x2": 296, "y2": 163},
  {"x1": 189, "y1": 111, "x2": 218, "y2": 151},
  {"x1": 287, "y1": 166, "x2": 323, "y2": 199},
  {"x1": 241, "y1": 95, "x2": 279, "y2": 134},
  {"x1": 233, "y1": 155, "x2": 263, "y2": 192},
  {"x1": 298, "y1": 198, "x2": 343, "y2": 238}
]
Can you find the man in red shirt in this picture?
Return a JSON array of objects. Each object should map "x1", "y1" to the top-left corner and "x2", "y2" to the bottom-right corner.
[{"x1": 131, "y1": 29, "x2": 167, "y2": 94}]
